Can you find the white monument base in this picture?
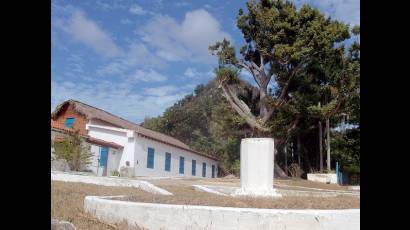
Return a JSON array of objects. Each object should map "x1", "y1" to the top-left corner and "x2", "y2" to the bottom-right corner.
[{"x1": 233, "y1": 138, "x2": 281, "y2": 198}]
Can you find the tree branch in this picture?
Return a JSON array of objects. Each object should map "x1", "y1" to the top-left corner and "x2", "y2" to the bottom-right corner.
[
  {"x1": 275, "y1": 114, "x2": 302, "y2": 145},
  {"x1": 220, "y1": 83, "x2": 270, "y2": 132},
  {"x1": 237, "y1": 61, "x2": 262, "y2": 88}
]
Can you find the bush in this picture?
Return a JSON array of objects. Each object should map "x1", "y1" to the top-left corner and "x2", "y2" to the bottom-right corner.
[
  {"x1": 52, "y1": 129, "x2": 93, "y2": 171},
  {"x1": 288, "y1": 163, "x2": 304, "y2": 178},
  {"x1": 111, "y1": 170, "x2": 120, "y2": 177},
  {"x1": 231, "y1": 160, "x2": 240, "y2": 177}
]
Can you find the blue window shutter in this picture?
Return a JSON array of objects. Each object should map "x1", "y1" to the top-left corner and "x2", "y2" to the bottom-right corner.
[
  {"x1": 179, "y1": 157, "x2": 184, "y2": 174},
  {"x1": 212, "y1": 165, "x2": 215, "y2": 178},
  {"x1": 202, "y1": 163, "x2": 206, "y2": 177},
  {"x1": 165, "y1": 152, "x2": 171, "y2": 171},
  {"x1": 147, "y1": 147, "x2": 154, "y2": 169},
  {"x1": 192, "y1": 160, "x2": 196, "y2": 176},
  {"x1": 65, "y1": 118, "x2": 75, "y2": 128}
]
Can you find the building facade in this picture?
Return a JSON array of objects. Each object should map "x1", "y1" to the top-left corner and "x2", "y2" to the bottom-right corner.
[{"x1": 51, "y1": 100, "x2": 218, "y2": 178}]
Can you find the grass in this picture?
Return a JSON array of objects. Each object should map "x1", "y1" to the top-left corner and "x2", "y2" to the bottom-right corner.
[
  {"x1": 52, "y1": 178, "x2": 359, "y2": 229},
  {"x1": 51, "y1": 181, "x2": 148, "y2": 230},
  {"x1": 118, "y1": 183, "x2": 359, "y2": 209}
]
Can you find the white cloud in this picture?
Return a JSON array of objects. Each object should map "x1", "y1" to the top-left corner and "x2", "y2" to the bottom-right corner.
[
  {"x1": 97, "y1": 42, "x2": 168, "y2": 76},
  {"x1": 57, "y1": 9, "x2": 122, "y2": 58},
  {"x1": 120, "y1": 18, "x2": 133, "y2": 25},
  {"x1": 175, "y1": 2, "x2": 191, "y2": 7},
  {"x1": 95, "y1": 0, "x2": 127, "y2": 11},
  {"x1": 184, "y1": 67, "x2": 214, "y2": 79},
  {"x1": 67, "y1": 54, "x2": 85, "y2": 73},
  {"x1": 184, "y1": 67, "x2": 196, "y2": 78},
  {"x1": 295, "y1": 0, "x2": 360, "y2": 26},
  {"x1": 51, "y1": 80, "x2": 188, "y2": 123},
  {"x1": 138, "y1": 9, "x2": 232, "y2": 63},
  {"x1": 129, "y1": 4, "x2": 147, "y2": 15},
  {"x1": 130, "y1": 69, "x2": 167, "y2": 82},
  {"x1": 144, "y1": 85, "x2": 178, "y2": 96}
]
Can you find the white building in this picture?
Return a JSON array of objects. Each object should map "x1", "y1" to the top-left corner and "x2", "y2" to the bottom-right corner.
[{"x1": 51, "y1": 100, "x2": 219, "y2": 178}]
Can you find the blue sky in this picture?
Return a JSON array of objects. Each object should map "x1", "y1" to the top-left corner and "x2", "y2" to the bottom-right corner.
[{"x1": 52, "y1": 0, "x2": 360, "y2": 124}]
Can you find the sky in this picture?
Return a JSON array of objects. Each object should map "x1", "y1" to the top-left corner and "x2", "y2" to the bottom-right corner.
[{"x1": 51, "y1": 0, "x2": 360, "y2": 124}]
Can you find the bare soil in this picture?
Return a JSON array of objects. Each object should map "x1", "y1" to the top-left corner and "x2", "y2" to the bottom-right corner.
[
  {"x1": 51, "y1": 178, "x2": 359, "y2": 230},
  {"x1": 119, "y1": 181, "x2": 359, "y2": 209},
  {"x1": 51, "y1": 181, "x2": 148, "y2": 230}
]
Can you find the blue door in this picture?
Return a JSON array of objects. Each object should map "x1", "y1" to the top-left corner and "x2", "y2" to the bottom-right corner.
[
  {"x1": 212, "y1": 165, "x2": 215, "y2": 178},
  {"x1": 99, "y1": 147, "x2": 108, "y2": 167}
]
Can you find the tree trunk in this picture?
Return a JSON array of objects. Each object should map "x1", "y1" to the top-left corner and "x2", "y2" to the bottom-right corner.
[
  {"x1": 284, "y1": 144, "x2": 288, "y2": 176},
  {"x1": 274, "y1": 162, "x2": 288, "y2": 178},
  {"x1": 297, "y1": 134, "x2": 301, "y2": 166},
  {"x1": 259, "y1": 85, "x2": 268, "y2": 118},
  {"x1": 326, "y1": 118, "x2": 331, "y2": 171},
  {"x1": 319, "y1": 121, "x2": 323, "y2": 172}
]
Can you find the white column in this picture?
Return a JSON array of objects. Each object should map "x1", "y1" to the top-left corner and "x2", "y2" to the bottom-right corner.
[{"x1": 233, "y1": 138, "x2": 281, "y2": 197}]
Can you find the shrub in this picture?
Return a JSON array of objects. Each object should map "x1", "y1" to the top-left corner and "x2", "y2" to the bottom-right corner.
[
  {"x1": 231, "y1": 160, "x2": 241, "y2": 177},
  {"x1": 288, "y1": 163, "x2": 304, "y2": 178},
  {"x1": 52, "y1": 129, "x2": 93, "y2": 171},
  {"x1": 111, "y1": 170, "x2": 120, "y2": 177}
]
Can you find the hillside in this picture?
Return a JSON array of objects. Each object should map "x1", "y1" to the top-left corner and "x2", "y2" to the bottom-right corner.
[
  {"x1": 141, "y1": 79, "x2": 290, "y2": 177},
  {"x1": 141, "y1": 79, "x2": 249, "y2": 175}
]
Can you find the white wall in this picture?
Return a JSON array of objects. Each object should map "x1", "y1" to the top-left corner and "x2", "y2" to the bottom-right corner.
[
  {"x1": 134, "y1": 135, "x2": 218, "y2": 178},
  {"x1": 86, "y1": 121, "x2": 218, "y2": 178},
  {"x1": 307, "y1": 173, "x2": 338, "y2": 184},
  {"x1": 88, "y1": 144, "x2": 101, "y2": 175},
  {"x1": 87, "y1": 123, "x2": 134, "y2": 171},
  {"x1": 85, "y1": 196, "x2": 360, "y2": 230}
]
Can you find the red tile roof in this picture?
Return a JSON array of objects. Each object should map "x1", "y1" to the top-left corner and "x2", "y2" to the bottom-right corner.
[
  {"x1": 52, "y1": 100, "x2": 219, "y2": 161},
  {"x1": 87, "y1": 137, "x2": 123, "y2": 149}
]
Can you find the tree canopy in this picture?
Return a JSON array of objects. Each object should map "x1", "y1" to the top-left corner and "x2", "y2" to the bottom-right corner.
[{"x1": 209, "y1": 0, "x2": 352, "y2": 137}]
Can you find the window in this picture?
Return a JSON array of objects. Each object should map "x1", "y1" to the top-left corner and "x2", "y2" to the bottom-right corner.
[
  {"x1": 147, "y1": 147, "x2": 154, "y2": 169},
  {"x1": 192, "y1": 160, "x2": 196, "y2": 176},
  {"x1": 202, "y1": 163, "x2": 206, "y2": 177},
  {"x1": 165, "y1": 152, "x2": 171, "y2": 172},
  {"x1": 212, "y1": 165, "x2": 215, "y2": 178},
  {"x1": 179, "y1": 156, "x2": 184, "y2": 174},
  {"x1": 65, "y1": 117, "x2": 75, "y2": 128}
]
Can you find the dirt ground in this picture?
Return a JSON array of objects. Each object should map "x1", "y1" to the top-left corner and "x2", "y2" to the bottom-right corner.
[
  {"x1": 143, "y1": 177, "x2": 353, "y2": 192},
  {"x1": 122, "y1": 179, "x2": 359, "y2": 209},
  {"x1": 51, "y1": 178, "x2": 359, "y2": 229},
  {"x1": 51, "y1": 181, "x2": 148, "y2": 230}
]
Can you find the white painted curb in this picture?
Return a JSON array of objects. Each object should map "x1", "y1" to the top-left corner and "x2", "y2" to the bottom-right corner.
[
  {"x1": 51, "y1": 171, "x2": 172, "y2": 195},
  {"x1": 84, "y1": 195, "x2": 360, "y2": 230},
  {"x1": 193, "y1": 185, "x2": 228, "y2": 196}
]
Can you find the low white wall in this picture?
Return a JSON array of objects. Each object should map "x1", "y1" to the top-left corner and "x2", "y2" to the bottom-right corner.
[
  {"x1": 51, "y1": 171, "x2": 172, "y2": 195},
  {"x1": 84, "y1": 196, "x2": 360, "y2": 230},
  {"x1": 307, "y1": 173, "x2": 338, "y2": 184}
]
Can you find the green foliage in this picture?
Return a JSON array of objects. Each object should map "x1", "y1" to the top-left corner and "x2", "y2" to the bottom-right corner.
[
  {"x1": 231, "y1": 160, "x2": 241, "y2": 176},
  {"x1": 52, "y1": 130, "x2": 93, "y2": 171},
  {"x1": 331, "y1": 128, "x2": 360, "y2": 174},
  {"x1": 111, "y1": 170, "x2": 120, "y2": 177},
  {"x1": 147, "y1": 0, "x2": 360, "y2": 174},
  {"x1": 142, "y1": 80, "x2": 249, "y2": 174},
  {"x1": 214, "y1": 66, "x2": 240, "y2": 85}
]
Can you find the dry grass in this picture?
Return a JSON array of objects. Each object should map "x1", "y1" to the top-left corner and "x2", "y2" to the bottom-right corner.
[
  {"x1": 52, "y1": 179, "x2": 359, "y2": 230},
  {"x1": 51, "y1": 181, "x2": 149, "y2": 230},
  {"x1": 275, "y1": 178, "x2": 350, "y2": 191},
  {"x1": 146, "y1": 177, "x2": 351, "y2": 191},
  {"x1": 117, "y1": 184, "x2": 359, "y2": 209}
]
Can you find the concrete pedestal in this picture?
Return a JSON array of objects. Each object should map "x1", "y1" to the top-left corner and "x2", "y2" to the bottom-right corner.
[{"x1": 233, "y1": 138, "x2": 281, "y2": 197}]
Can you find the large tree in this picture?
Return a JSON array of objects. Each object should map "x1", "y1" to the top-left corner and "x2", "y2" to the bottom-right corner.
[{"x1": 209, "y1": 0, "x2": 351, "y2": 137}]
